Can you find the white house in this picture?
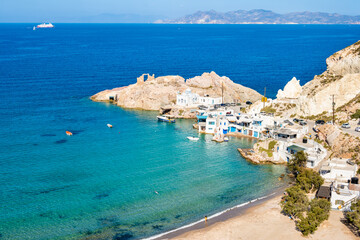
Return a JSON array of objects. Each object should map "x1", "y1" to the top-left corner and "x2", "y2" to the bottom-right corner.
[
  {"x1": 176, "y1": 89, "x2": 199, "y2": 107},
  {"x1": 273, "y1": 139, "x2": 327, "y2": 168},
  {"x1": 205, "y1": 117, "x2": 217, "y2": 134},
  {"x1": 198, "y1": 96, "x2": 222, "y2": 105},
  {"x1": 329, "y1": 180, "x2": 360, "y2": 210},
  {"x1": 320, "y1": 158, "x2": 358, "y2": 183},
  {"x1": 176, "y1": 89, "x2": 222, "y2": 107},
  {"x1": 318, "y1": 158, "x2": 360, "y2": 210}
]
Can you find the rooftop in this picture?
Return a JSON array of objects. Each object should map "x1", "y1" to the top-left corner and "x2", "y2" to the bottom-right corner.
[
  {"x1": 316, "y1": 186, "x2": 331, "y2": 199},
  {"x1": 287, "y1": 145, "x2": 305, "y2": 152}
]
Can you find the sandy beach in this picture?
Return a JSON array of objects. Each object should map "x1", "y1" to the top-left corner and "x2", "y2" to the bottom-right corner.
[{"x1": 167, "y1": 195, "x2": 357, "y2": 240}]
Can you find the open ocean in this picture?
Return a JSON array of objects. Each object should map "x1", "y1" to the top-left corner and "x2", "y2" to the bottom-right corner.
[{"x1": 0, "y1": 24, "x2": 359, "y2": 239}]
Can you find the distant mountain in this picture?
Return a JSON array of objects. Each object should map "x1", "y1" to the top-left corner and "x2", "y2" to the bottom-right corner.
[{"x1": 157, "y1": 9, "x2": 360, "y2": 24}]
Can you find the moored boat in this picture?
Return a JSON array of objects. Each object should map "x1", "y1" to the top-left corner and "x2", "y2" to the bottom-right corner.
[
  {"x1": 157, "y1": 115, "x2": 175, "y2": 123},
  {"x1": 66, "y1": 131, "x2": 73, "y2": 136},
  {"x1": 187, "y1": 136, "x2": 199, "y2": 141}
]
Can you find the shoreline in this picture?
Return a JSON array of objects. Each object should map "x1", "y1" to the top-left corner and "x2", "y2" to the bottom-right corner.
[{"x1": 145, "y1": 186, "x2": 288, "y2": 240}]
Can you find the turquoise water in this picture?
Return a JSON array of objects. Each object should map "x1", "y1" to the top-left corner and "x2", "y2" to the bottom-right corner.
[
  {"x1": 1, "y1": 24, "x2": 359, "y2": 239},
  {"x1": 1, "y1": 101, "x2": 286, "y2": 239}
]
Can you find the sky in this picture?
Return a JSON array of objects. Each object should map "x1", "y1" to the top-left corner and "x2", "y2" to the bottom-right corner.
[{"x1": 0, "y1": 0, "x2": 360, "y2": 22}]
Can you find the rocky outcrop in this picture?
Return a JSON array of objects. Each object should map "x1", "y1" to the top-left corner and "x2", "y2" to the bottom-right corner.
[
  {"x1": 91, "y1": 71, "x2": 262, "y2": 111},
  {"x1": 276, "y1": 77, "x2": 302, "y2": 99},
  {"x1": 275, "y1": 41, "x2": 360, "y2": 117},
  {"x1": 238, "y1": 140, "x2": 286, "y2": 165},
  {"x1": 318, "y1": 124, "x2": 360, "y2": 160}
]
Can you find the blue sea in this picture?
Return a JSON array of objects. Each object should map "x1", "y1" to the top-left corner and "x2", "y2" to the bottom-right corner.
[{"x1": 0, "y1": 24, "x2": 359, "y2": 240}]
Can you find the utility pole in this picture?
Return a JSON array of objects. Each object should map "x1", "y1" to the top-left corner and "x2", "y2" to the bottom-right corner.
[
  {"x1": 263, "y1": 87, "x2": 266, "y2": 109},
  {"x1": 222, "y1": 82, "x2": 224, "y2": 104},
  {"x1": 331, "y1": 95, "x2": 335, "y2": 125}
]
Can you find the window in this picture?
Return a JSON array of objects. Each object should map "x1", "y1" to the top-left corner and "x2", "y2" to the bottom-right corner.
[
  {"x1": 209, "y1": 121, "x2": 215, "y2": 125},
  {"x1": 209, "y1": 128, "x2": 213, "y2": 130},
  {"x1": 335, "y1": 200, "x2": 344, "y2": 205}
]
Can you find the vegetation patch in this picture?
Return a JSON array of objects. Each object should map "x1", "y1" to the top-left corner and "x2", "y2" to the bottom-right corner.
[
  {"x1": 259, "y1": 147, "x2": 273, "y2": 157},
  {"x1": 351, "y1": 109, "x2": 360, "y2": 119},
  {"x1": 345, "y1": 200, "x2": 360, "y2": 235},
  {"x1": 261, "y1": 105, "x2": 276, "y2": 114},
  {"x1": 281, "y1": 151, "x2": 329, "y2": 236}
]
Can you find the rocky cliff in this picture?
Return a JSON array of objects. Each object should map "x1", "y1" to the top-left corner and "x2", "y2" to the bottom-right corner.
[
  {"x1": 273, "y1": 41, "x2": 360, "y2": 118},
  {"x1": 91, "y1": 71, "x2": 262, "y2": 111}
]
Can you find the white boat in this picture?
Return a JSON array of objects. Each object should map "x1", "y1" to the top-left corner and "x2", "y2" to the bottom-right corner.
[
  {"x1": 107, "y1": 124, "x2": 113, "y2": 128},
  {"x1": 33, "y1": 26, "x2": 36, "y2": 30},
  {"x1": 157, "y1": 115, "x2": 175, "y2": 123},
  {"x1": 187, "y1": 136, "x2": 199, "y2": 141},
  {"x1": 224, "y1": 136, "x2": 229, "y2": 142},
  {"x1": 37, "y1": 23, "x2": 54, "y2": 28}
]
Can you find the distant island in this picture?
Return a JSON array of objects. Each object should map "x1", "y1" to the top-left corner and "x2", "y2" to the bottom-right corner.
[{"x1": 156, "y1": 9, "x2": 360, "y2": 24}]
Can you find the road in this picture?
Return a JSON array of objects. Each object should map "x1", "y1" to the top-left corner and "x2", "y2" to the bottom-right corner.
[{"x1": 340, "y1": 122, "x2": 360, "y2": 137}]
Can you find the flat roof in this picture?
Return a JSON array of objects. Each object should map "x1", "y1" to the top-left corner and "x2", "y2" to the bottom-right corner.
[
  {"x1": 275, "y1": 128, "x2": 297, "y2": 135},
  {"x1": 287, "y1": 145, "x2": 305, "y2": 152}
]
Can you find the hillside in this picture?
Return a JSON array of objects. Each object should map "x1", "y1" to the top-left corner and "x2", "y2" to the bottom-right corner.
[
  {"x1": 265, "y1": 41, "x2": 360, "y2": 121},
  {"x1": 157, "y1": 9, "x2": 360, "y2": 24}
]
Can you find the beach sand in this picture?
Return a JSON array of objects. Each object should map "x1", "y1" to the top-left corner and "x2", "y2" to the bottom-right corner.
[{"x1": 169, "y1": 195, "x2": 357, "y2": 240}]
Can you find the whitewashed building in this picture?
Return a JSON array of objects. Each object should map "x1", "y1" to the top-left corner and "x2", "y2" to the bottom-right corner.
[
  {"x1": 318, "y1": 158, "x2": 360, "y2": 211},
  {"x1": 176, "y1": 89, "x2": 199, "y2": 107},
  {"x1": 198, "y1": 96, "x2": 222, "y2": 105},
  {"x1": 176, "y1": 89, "x2": 222, "y2": 107}
]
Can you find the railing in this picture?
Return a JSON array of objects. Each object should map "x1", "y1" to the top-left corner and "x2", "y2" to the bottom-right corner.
[{"x1": 341, "y1": 195, "x2": 359, "y2": 210}]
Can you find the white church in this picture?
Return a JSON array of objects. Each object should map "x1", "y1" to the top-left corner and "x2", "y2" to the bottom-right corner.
[{"x1": 176, "y1": 88, "x2": 222, "y2": 107}]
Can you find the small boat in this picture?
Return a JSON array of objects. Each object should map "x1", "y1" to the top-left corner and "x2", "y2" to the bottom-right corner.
[
  {"x1": 224, "y1": 136, "x2": 229, "y2": 142},
  {"x1": 37, "y1": 23, "x2": 54, "y2": 28},
  {"x1": 66, "y1": 131, "x2": 73, "y2": 136},
  {"x1": 107, "y1": 124, "x2": 113, "y2": 128},
  {"x1": 33, "y1": 26, "x2": 36, "y2": 30},
  {"x1": 157, "y1": 115, "x2": 175, "y2": 123},
  {"x1": 187, "y1": 136, "x2": 199, "y2": 141}
]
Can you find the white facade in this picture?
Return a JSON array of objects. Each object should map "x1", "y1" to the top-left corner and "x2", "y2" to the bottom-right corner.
[
  {"x1": 273, "y1": 139, "x2": 327, "y2": 168},
  {"x1": 198, "y1": 96, "x2": 222, "y2": 105},
  {"x1": 176, "y1": 89, "x2": 199, "y2": 107},
  {"x1": 320, "y1": 158, "x2": 358, "y2": 183},
  {"x1": 330, "y1": 181, "x2": 360, "y2": 210},
  {"x1": 176, "y1": 89, "x2": 222, "y2": 107},
  {"x1": 205, "y1": 117, "x2": 217, "y2": 134}
]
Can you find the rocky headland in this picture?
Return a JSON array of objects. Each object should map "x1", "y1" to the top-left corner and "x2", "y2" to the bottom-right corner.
[
  {"x1": 254, "y1": 41, "x2": 360, "y2": 121},
  {"x1": 91, "y1": 71, "x2": 262, "y2": 116}
]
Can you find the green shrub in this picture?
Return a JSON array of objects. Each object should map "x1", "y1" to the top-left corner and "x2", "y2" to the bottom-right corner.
[
  {"x1": 346, "y1": 200, "x2": 360, "y2": 231},
  {"x1": 296, "y1": 169, "x2": 324, "y2": 193},
  {"x1": 261, "y1": 106, "x2": 276, "y2": 114},
  {"x1": 288, "y1": 151, "x2": 308, "y2": 176},
  {"x1": 351, "y1": 109, "x2": 360, "y2": 119},
  {"x1": 281, "y1": 185, "x2": 309, "y2": 218},
  {"x1": 297, "y1": 198, "x2": 331, "y2": 236},
  {"x1": 297, "y1": 213, "x2": 319, "y2": 236},
  {"x1": 268, "y1": 140, "x2": 277, "y2": 150}
]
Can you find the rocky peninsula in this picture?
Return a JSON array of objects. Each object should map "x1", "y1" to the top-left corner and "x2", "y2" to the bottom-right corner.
[{"x1": 91, "y1": 71, "x2": 262, "y2": 117}]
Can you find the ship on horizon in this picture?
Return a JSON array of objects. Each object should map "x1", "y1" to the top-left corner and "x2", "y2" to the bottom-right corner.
[{"x1": 36, "y1": 23, "x2": 54, "y2": 28}]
